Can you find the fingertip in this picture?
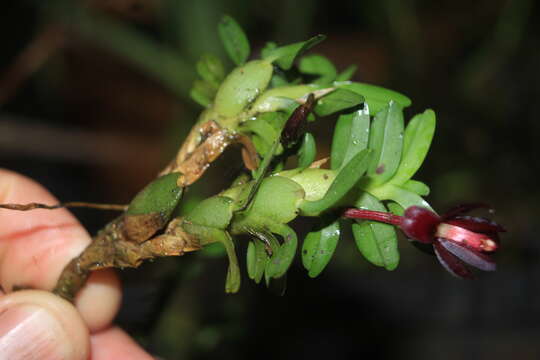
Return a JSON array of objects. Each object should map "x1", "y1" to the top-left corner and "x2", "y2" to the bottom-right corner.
[
  {"x1": 0, "y1": 169, "x2": 91, "y2": 292},
  {"x1": 76, "y1": 269, "x2": 122, "y2": 332},
  {"x1": 91, "y1": 327, "x2": 154, "y2": 360},
  {"x1": 0, "y1": 290, "x2": 90, "y2": 360}
]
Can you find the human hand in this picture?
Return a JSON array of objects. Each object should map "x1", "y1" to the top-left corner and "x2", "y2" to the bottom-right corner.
[{"x1": 0, "y1": 169, "x2": 153, "y2": 360}]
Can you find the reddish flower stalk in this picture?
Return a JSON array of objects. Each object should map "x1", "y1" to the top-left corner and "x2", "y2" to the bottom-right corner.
[{"x1": 343, "y1": 204, "x2": 506, "y2": 278}]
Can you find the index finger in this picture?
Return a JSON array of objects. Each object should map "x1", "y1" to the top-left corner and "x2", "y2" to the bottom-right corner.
[{"x1": 0, "y1": 169, "x2": 121, "y2": 331}]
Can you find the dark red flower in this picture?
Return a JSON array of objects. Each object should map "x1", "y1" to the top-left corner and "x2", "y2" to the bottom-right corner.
[{"x1": 343, "y1": 204, "x2": 505, "y2": 278}]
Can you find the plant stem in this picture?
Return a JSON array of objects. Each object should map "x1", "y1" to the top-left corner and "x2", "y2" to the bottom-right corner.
[{"x1": 342, "y1": 208, "x2": 403, "y2": 226}]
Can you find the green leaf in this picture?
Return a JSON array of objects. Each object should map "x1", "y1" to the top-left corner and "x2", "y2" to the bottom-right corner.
[
  {"x1": 263, "y1": 35, "x2": 326, "y2": 70},
  {"x1": 263, "y1": 230, "x2": 282, "y2": 286},
  {"x1": 386, "y1": 201, "x2": 405, "y2": 216},
  {"x1": 239, "y1": 139, "x2": 280, "y2": 212},
  {"x1": 240, "y1": 117, "x2": 279, "y2": 149},
  {"x1": 261, "y1": 41, "x2": 277, "y2": 58},
  {"x1": 302, "y1": 218, "x2": 340, "y2": 277},
  {"x1": 401, "y1": 179, "x2": 430, "y2": 196},
  {"x1": 298, "y1": 54, "x2": 337, "y2": 85},
  {"x1": 314, "y1": 89, "x2": 364, "y2": 117},
  {"x1": 126, "y1": 173, "x2": 182, "y2": 218},
  {"x1": 330, "y1": 104, "x2": 370, "y2": 170},
  {"x1": 218, "y1": 231, "x2": 241, "y2": 293},
  {"x1": 336, "y1": 65, "x2": 357, "y2": 81},
  {"x1": 300, "y1": 149, "x2": 370, "y2": 216},
  {"x1": 250, "y1": 84, "x2": 319, "y2": 114},
  {"x1": 270, "y1": 72, "x2": 290, "y2": 87},
  {"x1": 336, "y1": 82, "x2": 411, "y2": 115},
  {"x1": 218, "y1": 15, "x2": 250, "y2": 65},
  {"x1": 298, "y1": 133, "x2": 317, "y2": 169},
  {"x1": 384, "y1": 185, "x2": 433, "y2": 211},
  {"x1": 196, "y1": 54, "x2": 225, "y2": 87},
  {"x1": 388, "y1": 109, "x2": 436, "y2": 185},
  {"x1": 367, "y1": 101, "x2": 404, "y2": 185},
  {"x1": 351, "y1": 192, "x2": 399, "y2": 270},
  {"x1": 247, "y1": 238, "x2": 269, "y2": 284},
  {"x1": 189, "y1": 79, "x2": 217, "y2": 107},
  {"x1": 213, "y1": 60, "x2": 273, "y2": 117},
  {"x1": 184, "y1": 196, "x2": 234, "y2": 229},
  {"x1": 265, "y1": 224, "x2": 298, "y2": 279},
  {"x1": 251, "y1": 134, "x2": 270, "y2": 155}
]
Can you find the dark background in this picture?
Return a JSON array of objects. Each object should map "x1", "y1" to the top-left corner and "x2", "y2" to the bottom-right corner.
[{"x1": 1, "y1": 0, "x2": 538, "y2": 359}]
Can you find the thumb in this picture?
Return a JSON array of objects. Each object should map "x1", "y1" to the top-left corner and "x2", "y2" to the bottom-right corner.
[{"x1": 0, "y1": 290, "x2": 89, "y2": 360}]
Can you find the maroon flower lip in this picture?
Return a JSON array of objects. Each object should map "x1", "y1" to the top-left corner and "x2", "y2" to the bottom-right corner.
[{"x1": 343, "y1": 204, "x2": 506, "y2": 278}]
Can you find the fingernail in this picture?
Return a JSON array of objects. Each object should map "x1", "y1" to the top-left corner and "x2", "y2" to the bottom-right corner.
[{"x1": 0, "y1": 304, "x2": 72, "y2": 360}]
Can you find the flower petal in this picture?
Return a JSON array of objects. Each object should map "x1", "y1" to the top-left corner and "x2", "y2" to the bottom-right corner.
[
  {"x1": 442, "y1": 203, "x2": 491, "y2": 220},
  {"x1": 438, "y1": 238, "x2": 496, "y2": 271},
  {"x1": 446, "y1": 216, "x2": 506, "y2": 234},
  {"x1": 433, "y1": 241, "x2": 473, "y2": 279}
]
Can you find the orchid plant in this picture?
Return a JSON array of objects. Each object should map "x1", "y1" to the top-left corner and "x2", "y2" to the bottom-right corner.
[{"x1": 0, "y1": 15, "x2": 505, "y2": 301}]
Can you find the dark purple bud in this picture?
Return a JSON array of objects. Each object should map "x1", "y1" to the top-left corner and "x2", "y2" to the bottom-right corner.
[
  {"x1": 438, "y1": 238, "x2": 496, "y2": 272},
  {"x1": 400, "y1": 206, "x2": 441, "y2": 243},
  {"x1": 281, "y1": 93, "x2": 315, "y2": 147},
  {"x1": 433, "y1": 241, "x2": 473, "y2": 279}
]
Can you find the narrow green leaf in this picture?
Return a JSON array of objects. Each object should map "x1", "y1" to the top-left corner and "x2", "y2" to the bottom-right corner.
[
  {"x1": 196, "y1": 54, "x2": 225, "y2": 87},
  {"x1": 190, "y1": 87, "x2": 212, "y2": 107},
  {"x1": 263, "y1": 230, "x2": 281, "y2": 286},
  {"x1": 388, "y1": 109, "x2": 436, "y2": 185},
  {"x1": 298, "y1": 133, "x2": 317, "y2": 169},
  {"x1": 336, "y1": 82, "x2": 411, "y2": 115},
  {"x1": 336, "y1": 65, "x2": 357, "y2": 81},
  {"x1": 330, "y1": 113, "x2": 352, "y2": 170},
  {"x1": 193, "y1": 229, "x2": 240, "y2": 293},
  {"x1": 402, "y1": 179, "x2": 430, "y2": 196},
  {"x1": 247, "y1": 239, "x2": 269, "y2": 283},
  {"x1": 218, "y1": 15, "x2": 250, "y2": 65},
  {"x1": 302, "y1": 218, "x2": 340, "y2": 277},
  {"x1": 220, "y1": 231, "x2": 241, "y2": 293},
  {"x1": 314, "y1": 89, "x2": 364, "y2": 117},
  {"x1": 330, "y1": 105, "x2": 370, "y2": 170},
  {"x1": 367, "y1": 101, "x2": 404, "y2": 185},
  {"x1": 189, "y1": 79, "x2": 217, "y2": 107},
  {"x1": 300, "y1": 149, "x2": 370, "y2": 216},
  {"x1": 266, "y1": 224, "x2": 298, "y2": 279},
  {"x1": 385, "y1": 185, "x2": 433, "y2": 211},
  {"x1": 298, "y1": 54, "x2": 337, "y2": 85},
  {"x1": 351, "y1": 192, "x2": 399, "y2": 270},
  {"x1": 263, "y1": 35, "x2": 326, "y2": 70}
]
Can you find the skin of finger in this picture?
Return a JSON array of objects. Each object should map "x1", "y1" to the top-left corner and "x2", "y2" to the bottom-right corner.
[
  {"x1": 0, "y1": 290, "x2": 90, "y2": 360},
  {"x1": 0, "y1": 169, "x2": 121, "y2": 331},
  {"x1": 75, "y1": 269, "x2": 122, "y2": 332},
  {"x1": 90, "y1": 327, "x2": 154, "y2": 360}
]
